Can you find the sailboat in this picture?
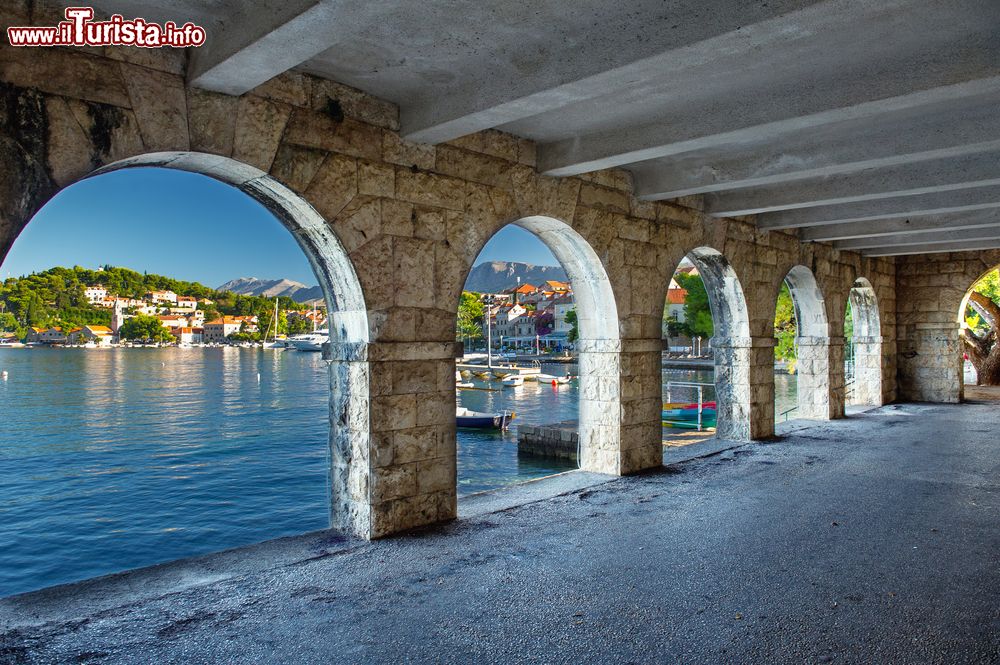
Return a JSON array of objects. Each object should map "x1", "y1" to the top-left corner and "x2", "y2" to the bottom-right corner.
[{"x1": 261, "y1": 298, "x2": 282, "y2": 349}]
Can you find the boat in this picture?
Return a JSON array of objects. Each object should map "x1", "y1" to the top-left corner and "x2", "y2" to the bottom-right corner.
[
  {"x1": 500, "y1": 374, "x2": 524, "y2": 387},
  {"x1": 534, "y1": 373, "x2": 572, "y2": 385},
  {"x1": 455, "y1": 371, "x2": 474, "y2": 389},
  {"x1": 261, "y1": 299, "x2": 283, "y2": 349},
  {"x1": 661, "y1": 401, "x2": 718, "y2": 429},
  {"x1": 456, "y1": 407, "x2": 514, "y2": 430},
  {"x1": 287, "y1": 330, "x2": 329, "y2": 351}
]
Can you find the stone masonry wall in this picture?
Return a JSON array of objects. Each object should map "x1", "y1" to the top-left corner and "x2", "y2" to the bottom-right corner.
[
  {"x1": 0, "y1": 1, "x2": 897, "y2": 538},
  {"x1": 896, "y1": 249, "x2": 1000, "y2": 402}
]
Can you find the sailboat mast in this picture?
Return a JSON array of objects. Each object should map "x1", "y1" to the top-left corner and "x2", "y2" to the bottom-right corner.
[{"x1": 487, "y1": 297, "x2": 492, "y2": 369}]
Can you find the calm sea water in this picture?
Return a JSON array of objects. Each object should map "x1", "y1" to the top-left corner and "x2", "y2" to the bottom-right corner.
[{"x1": 0, "y1": 349, "x2": 798, "y2": 596}]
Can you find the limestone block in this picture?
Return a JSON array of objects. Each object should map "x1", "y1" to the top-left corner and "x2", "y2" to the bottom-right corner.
[
  {"x1": 371, "y1": 393, "x2": 418, "y2": 432},
  {"x1": 187, "y1": 88, "x2": 237, "y2": 157},
  {"x1": 269, "y1": 144, "x2": 327, "y2": 192},
  {"x1": 395, "y1": 168, "x2": 466, "y2": 211},
  {"x1": 62, "y1": 98, "x2": 144, "y2": 167},
  {"x1": 393, "y1": 426, "x2": 446, "y2": 465},
  {"x1": 380, "y1": 199, "x2": 413, "y2": 237},
  {"x1": 479, "y1": 129, "x2": 520, "y2": 162},
  {"x1": 2, "y1": 47, "x2": 130, "y2": 108},
  {"x1": 517, "y1": 137, "x2": 537, "y2": 167},
  {"x1": 283, "y1": 110, "x2": 382, "y2": 161},
  {"x1": 359, "y1": 160, "x2": 395, "y2": 198},
  {"x1": 311, "y1": 78, "x2": 399, "y2": 130},
  {"x1": 251, "y1": 71, "x2": 311, "y2": 108},
  {"x1": 119, "y1": 63, "x2": 188, "y2": 151},
  {"x1": 579, "y1": 182, "x2": 629, "y2": 214},
  {"x1": 413, "y1": 207, "x2": 446, "y2": 241},
  {"x1": 383, "y1": 131, "x2": 436, "y2": 170},
  {"x1": 393, "y1": 237, "x2": 436, "y2": 308},
  {"x1": 416, "y1": 457, "x2": 456, "y2": 494},
  {"x1": 371, "y1": 463, "x2": 417, "y2": 502},
  {"x1": 435, "y1": 145, "x2": 513, "y2": 189},
  {"x1": 44, "y1": 96, "x2": 97, "y2": 187},
  {"x1": 233, "y1": 95, "x2": 291, "y2": 172},
  {"x1": 306, "y1": 154, "x2": 359, "y2": 228}
]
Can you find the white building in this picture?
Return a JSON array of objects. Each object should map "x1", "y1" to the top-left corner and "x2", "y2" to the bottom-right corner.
[
  {"x1": 147, "y1": 290, "x2": 178, "y2": 305},
  {"x1": 84, "y1": 285, "x2": 108, "y2": 304}
]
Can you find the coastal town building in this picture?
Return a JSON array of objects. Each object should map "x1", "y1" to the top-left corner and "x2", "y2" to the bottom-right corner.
[
  {"x1": 174, "y1": 327, "x2": 205, "y2": 345},
  {"x1": 147, "y1": 290, "x2": 178, "y2": 305},
  {"x1": 83, "y1": 285, "x2": 107, "y2": 304},
  {"x1": 68, "y1": 325, "x2": 114, "y2": 346},
  {"x1": 203, "y1": 317, "x2": 245, "y2": 342}
]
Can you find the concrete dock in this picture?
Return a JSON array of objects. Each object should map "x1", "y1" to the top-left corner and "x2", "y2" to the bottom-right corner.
[{"x1": 2, "y1": 401, "x2": 998, "y2": 663}]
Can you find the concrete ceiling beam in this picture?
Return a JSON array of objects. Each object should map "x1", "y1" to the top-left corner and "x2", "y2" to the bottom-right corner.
[
  {"x1": 188, "y1": 0, "x2": 344, "y2": 96},
  {"x1": 862, "y1": 239, "x2": 1000, "y2": 257},
  {"x1": 704, "y1": 151, "x2": 1000, "y2": 217},
  {"x1": 539, "y1": 74, "x2": 1000, "y2": 178},
  {"x1": 399, "y1": 1, "x2": 824, "y2": 144},
  {"x1": 755, "y1": 186, "x2": 1000, "y2": 230},
  {"x1": 833, "y1": 225, "x2": 1000, "y2": 250},
  {"x1": 631, "y1": 97, "x2": 1000, "y2": 200},
  {"x1": 800, "y1": 210, "x2": 1000, "y2": 242}
]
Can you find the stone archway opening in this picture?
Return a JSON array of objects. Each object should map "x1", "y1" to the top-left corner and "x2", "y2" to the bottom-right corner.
[
  {"x1": 0, "y1": 153, "x2": 371, "y2": 594},
  {"x1": 454, "y1": 216, "x2": 621, "y2": 497},
  {"x1": 662, "y1": 248, "x2": 752, "y2": 442},
  {"x1": 778, "y1": 265, "x2": 840, "y2": 421},
  {"x1": 846, "y1": 277, "x2": 884, "y2": 406},
  {"x1": 957, "y1": 266, "x2": 1000, "y2": 397}
]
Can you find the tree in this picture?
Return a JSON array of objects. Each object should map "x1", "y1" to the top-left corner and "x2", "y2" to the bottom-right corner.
[
  {"x1": 565, "y1": 308, "x2": 579, "y2": 343},
  {"x1": 774, "y1": 282, "x2": 797, "y2": 372},
  {"x1": 119, "y1": 314, "x2": 175, "y2": 343},
  {"x1": 674, "y1": 272, "x2": 713, "y2": 338},
  {"x1": 456, "y1": 291, "x2": 484, "y2": 348},
  {"x1": 962, "y1": 269, "x2": 1000, "y2": 385}
]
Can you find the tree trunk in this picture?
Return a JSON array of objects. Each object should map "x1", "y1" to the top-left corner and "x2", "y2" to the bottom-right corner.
[{"x1": 962, "y1": 292, "x2": 1000, "y2": 386}]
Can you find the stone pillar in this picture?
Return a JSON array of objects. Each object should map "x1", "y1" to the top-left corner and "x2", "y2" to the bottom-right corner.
[
  {"x1": 712, "y1": 336, "x2": 775, "y2": 441},
  {"x1": 794, "y1": 336, "x2": 845, "y2": 419},
  {"x1": 898, "y1": 323, "x2": 963, "y2": 403},
  {"x1": 618, "y1": 338, "x2": 666, "y2": 473},
  {"x1": 576, "y1": 338, "x2": 661, "y2": 475},
  {"x1": 329, "y1": 340, "x2": 458, "y2": 539},
  {"x1": 850, "y1": 335, "x2": 884, "y2": 406}
]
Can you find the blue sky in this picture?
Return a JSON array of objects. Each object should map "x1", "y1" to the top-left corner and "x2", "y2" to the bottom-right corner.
[{"x1": 1, "y1": 167, "x2": 558, "y2": 286}]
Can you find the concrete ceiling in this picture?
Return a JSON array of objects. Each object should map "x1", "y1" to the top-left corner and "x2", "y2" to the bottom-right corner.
[{"x1": 76, "y1": 0, "x2": 1000, "y2": 257}]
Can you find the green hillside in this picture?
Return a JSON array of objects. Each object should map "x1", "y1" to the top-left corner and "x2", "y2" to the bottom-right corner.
[{"x1": 0, "y1": 265, "x2": 315, "y2": 338}]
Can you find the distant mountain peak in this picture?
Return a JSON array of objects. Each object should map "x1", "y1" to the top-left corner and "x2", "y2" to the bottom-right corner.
[
  {"x1": 464, "y1": 261, "x2": 567, "y2": 293},
  {"x1": 217, "y1": 277, "x2": 323, "y2": 303}
]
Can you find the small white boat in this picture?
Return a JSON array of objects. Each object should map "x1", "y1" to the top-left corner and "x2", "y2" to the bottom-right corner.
[
  {"x1": 287, "y1": 330, "x2": 329, "y2": 351},
  {"x1": 535, "y1": 373, "x2": 572, "y2": 385},
  {"x1": 501, "y1": 375, "x2": 524, "y2": 387}
]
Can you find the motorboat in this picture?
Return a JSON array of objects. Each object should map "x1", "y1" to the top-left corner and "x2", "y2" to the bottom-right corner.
[
  {"x1": 456, "y1": 407, "x2": 514, "y2": 430},
  {"x1": 286, "y1": 330, "x2": 329, "y2": 351},
  {"x1": 661, "y1": 401, "x2": 718, "y2": 429},
  {"x1": 455, "y1": 371, "x2": 474, "y2": 389},
  {"x1": 534, "y1": 373, "x2": 572, "y2": 385},
  {"x1": 500, "y1": 375, "x2": 524, "y2": 387}
]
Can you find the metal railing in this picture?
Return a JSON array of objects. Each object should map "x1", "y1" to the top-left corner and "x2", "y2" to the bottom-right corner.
[{"x1": 663, "y1": 381, "x2": 714, "y2": 432}]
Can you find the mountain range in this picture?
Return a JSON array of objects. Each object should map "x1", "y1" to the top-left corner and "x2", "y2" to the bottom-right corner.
[
  {"x1": 218, "y1": 261, "x2": 568, "y2": 301},
  {"x1": 464, "y1": 261, "x2": 567, "y2": 293},
  {"x1": 216, "y1": 277, "x2": 325, "y2": 304}
]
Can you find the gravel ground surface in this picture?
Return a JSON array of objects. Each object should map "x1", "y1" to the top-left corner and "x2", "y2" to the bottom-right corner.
[{"x1": 2, "y1": 402, "x2": 998, "y2": 664}]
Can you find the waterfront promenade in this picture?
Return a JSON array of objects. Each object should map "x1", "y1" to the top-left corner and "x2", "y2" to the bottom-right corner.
[{"x1": 3, "y1": 401, "x2": 997, "y2": 663}]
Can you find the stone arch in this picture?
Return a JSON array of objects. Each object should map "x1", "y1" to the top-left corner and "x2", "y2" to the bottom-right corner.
[
  {"x1": 455, "y1": 215, "x2": 624, "y2": 474},
  {"x1": 675, "y1": 246, "x2": 755, "y2": 441},
  {"x1": 782, "y1": 265, "x2": 841, "y2": 419},
  {"x1": 847, "y1": 277, "x2": 884, "y2": 406},
  {"x1": 4, "y1": 151, "x2": 374, "y2": 538}
]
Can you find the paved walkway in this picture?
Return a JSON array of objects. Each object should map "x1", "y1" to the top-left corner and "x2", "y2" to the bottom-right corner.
[{"x1": 2, "y1": 402, "x2": 999, "y2": 663}]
